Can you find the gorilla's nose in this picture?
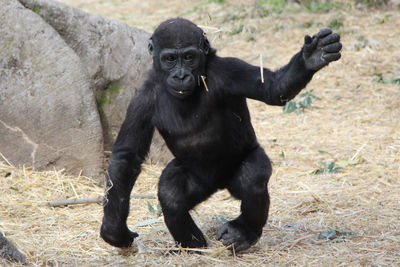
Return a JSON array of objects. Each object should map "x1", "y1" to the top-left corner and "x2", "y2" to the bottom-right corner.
[{"x1": 173, "y1": 70, "x2": 189, "y2": 81}]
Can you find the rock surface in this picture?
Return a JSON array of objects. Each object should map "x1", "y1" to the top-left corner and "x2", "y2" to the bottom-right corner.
[
  {"x1": 0, "y1": 232, "x2": 26, "y2": 264},
  {"x1": 0, "y1": 0, "x2": 104, "y2": 179},
  {"x1": 20, "y1": 0, "x2": 173, "y2": 164},
  {"x1": 0, "y1": 0, "x2": 172, "y2": 180}
]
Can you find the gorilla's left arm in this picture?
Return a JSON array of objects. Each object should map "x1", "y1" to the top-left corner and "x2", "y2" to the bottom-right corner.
[
  {"x1": 211, "y1": 29, "x2": 341, "y2": 105},
  {"x1": 100, "y1": 84, "x2": 155, "y2": 248}
]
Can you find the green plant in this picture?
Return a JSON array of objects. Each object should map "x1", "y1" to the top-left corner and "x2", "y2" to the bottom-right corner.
[
  {"x1": 328, "y1": 17, "x2": 344, "y2": 32},
  {"x1": 255, "y1": 0, "x2": 286, "y2": 16},
  {"x1": 96, "y1": 83, "x2": 121, "y2": 108},
  {"x1": 215, "y1": 216, "x2": 228, "y2": 223},
  {"x1": 312, "y1": 162, "x2": 343, "y2": 175},
  {"x1": 32, "y1": 6, "x2": 42, "y2": 14},
  {"x1": 302, "y1": 0, "x2": 343, "y2": 12},
  {"x1": 209, "y1": 0, "x2": 226, "y2": 3},
  {"x1": 353, "y1": 35, "x2": 369, "y2": 51},
  {"x1": 147, "y1": 201, "x2": 162, "y2": 216},
  {"x1": 282, "y1": 91, "x2": 316, "y2": 114},
  {"x1": 373, "y1": 73, "x2": 400, "y2": 85},
  {"x1": 302, "y1": 20, "x2": 314, "y2": 28},
  {"x1": 318, "y1": 229, "x2": 358, "y2": 242},
  {"x1": 230, "y1": 24, "x2": 244, "y2": 35},
  {"x1": 355, "y1": 0, "x2": 389, "y2": 8}
]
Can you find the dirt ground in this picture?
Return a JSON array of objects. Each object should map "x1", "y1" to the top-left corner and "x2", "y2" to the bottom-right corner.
[{"x1": 1, "y1": 0, "x2": 399, "y2": 266}]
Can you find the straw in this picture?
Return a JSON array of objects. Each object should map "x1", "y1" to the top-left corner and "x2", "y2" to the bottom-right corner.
[{"x1": 1, "y1": 1, "x2": 399, "y2": 265}]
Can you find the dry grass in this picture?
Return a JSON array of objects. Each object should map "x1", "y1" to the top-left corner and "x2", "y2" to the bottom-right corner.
[{"x1": 1, "y1": 0, "x2": 400, "y2": 266}]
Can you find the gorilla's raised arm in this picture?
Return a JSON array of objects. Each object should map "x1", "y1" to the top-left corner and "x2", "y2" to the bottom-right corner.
[{"x1": 209, "y1": 28, "x2": 341, "y2": 105}]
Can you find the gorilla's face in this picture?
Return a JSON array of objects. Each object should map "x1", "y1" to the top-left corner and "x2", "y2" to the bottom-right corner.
[
  {"x1": 160, "y1": 46, "x2": 202, "y2": 99},
  {"x1": 148, "y1": 18, "x2": 210, "y2": 99}
]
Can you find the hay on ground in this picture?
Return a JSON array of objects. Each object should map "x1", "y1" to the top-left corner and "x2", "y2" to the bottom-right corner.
[{"x1": 1, "y1": 0, "x2": 399, "y2": 265}]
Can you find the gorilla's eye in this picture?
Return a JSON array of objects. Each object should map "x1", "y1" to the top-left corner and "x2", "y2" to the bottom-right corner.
[
  {"x1": 166, "y1": 55, "x2": 176, "y2": 62},
  {"x1": 184, "y1": 54, "x2": 194, "y2": 61}
]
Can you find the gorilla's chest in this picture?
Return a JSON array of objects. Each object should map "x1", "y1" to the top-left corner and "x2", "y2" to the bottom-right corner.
[
  {"x1": 152, "y1": 95, "x2": 232, "y2": 157},
  {"x1": 152, "y1": 91, "x2": 255, "y2": 160},
  {"x1": 156, "y1": 99, "x2": 221, "y2": 134}
]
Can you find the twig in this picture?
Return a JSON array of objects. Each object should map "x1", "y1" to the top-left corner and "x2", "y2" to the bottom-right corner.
[
  {"x1": 0, "y1": 152, "x2": 14, "y2": 167},
  {"x1": 43, "y1": 194, "x2": 157, "y2": 207},
  {"x1": 201, "y1": 75, "x2": 210, "y2": 92},
  {"x1": 351, "y1": 143, "x2": 367, "y2": 161},
  {"x1": 131, "y1": 194, "x2": 156, "y2": 199},
  {"x1": 259, "y1": 54, "x2": 264, "y2": 83},
  {"x1": 43, "y1": 197, "x2": 103, "y2": 207}
]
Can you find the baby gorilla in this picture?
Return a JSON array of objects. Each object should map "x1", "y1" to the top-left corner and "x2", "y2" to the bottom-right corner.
[{"x1": 100, "y1": 18, "x2": 342, "y2": 252}]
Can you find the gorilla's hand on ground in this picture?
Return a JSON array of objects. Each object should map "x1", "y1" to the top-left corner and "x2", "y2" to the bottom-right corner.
[
  {"x1": 100, "y1": 222, "x2": 138, "y2": 248},
  {"x1": 216, "y1": 220, "x2": 260, "y2": 252}
]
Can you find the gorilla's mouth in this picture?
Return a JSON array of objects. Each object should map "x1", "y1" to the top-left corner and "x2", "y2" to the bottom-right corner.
[
  {"x1": 171, "y1": 87, "x2": 194, "y2": 98},
  {"x1": 178, "y1": 90, "x2": 188, "y2": 95},
  {"x1": 167, "y1": 77, "x2": 196, "y2": 99}
]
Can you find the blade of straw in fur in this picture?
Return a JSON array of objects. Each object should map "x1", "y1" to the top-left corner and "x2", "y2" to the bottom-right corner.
[
  {"x1": 201, "y1": 75, "x2": 210, "y2": 92},
  {"x1": 260, "y1": 54, "x2": 264, "y2": 83}
]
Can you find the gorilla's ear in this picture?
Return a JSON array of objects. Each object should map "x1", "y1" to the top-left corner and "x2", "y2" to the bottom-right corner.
[
  {"x1": 148, "y1": 37, "x2": 154, "y2": 56},
  {"x1": 202, "y1": 34, "x2": 210, "y2": 55}
]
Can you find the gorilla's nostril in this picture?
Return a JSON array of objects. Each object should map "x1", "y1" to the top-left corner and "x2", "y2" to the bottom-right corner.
[{"x1": 174, "y1": 73, "x2": 188, "y2": 80}]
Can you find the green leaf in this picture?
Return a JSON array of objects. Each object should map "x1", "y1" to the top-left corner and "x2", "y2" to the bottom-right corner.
[
  {"x1": 216, "y1": 216, "x2": 228, "y2": 223},
  {"x1": 283, "y1": 101, "x2": 297, "y2": 113},
  {"x1": 327, "y1": 162, "x2": 335, "y2": 171},
  {"x1": 311, "y1": 167, "x2": 324, "y2": 175},
  {"x1": 318, "y1": 229, "x2": 358, "y2": 242},
  {"x1": 298, "y1": 96, "x2": 312, "y2": 108},
  {"x1": 373, "y1": 73, "x2": 385, "y2": 83},
  {"x1": 336, "y1": 160, "x2": 349, "y2": 167},
  {"x1": 333, "y1": 167, "x2": 343, "y2": 173},
  {"x1": 156, "y1": 203, "x2": 163, "y2": 216},
  {"x1": 299, "y1": 90, "x2": 316, "y2": 99},
  {"x1": 312, "y1": 161, "x2": 343, "y2": 174},
  {"x1": 337, "y1": 158, "x2": 360, "y2": 168},
  {"x1": 390, "y1": 77, "x2": 400, "y2": 85},
  {"x1": 318, "y1": 229, "x2": 337, "y2": 240},
  {"x1": 147, "y1": 201, "x2": 156, "y2": 215}
]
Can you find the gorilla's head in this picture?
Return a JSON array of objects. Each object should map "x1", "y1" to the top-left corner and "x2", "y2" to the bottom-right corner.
[{"x1": 148, "y1": 18, "x2": 210, "y2": 99}]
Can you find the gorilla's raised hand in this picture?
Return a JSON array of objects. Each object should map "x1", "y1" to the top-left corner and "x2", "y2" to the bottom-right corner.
[{"x1": 302, "y1": 28, "x2": 342, "y2": 71}]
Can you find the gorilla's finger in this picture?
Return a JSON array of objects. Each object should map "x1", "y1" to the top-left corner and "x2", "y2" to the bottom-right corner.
[
  {"x1": 129, "y1": 230, "x2": 139, "y2": 238},
  {"x1": 304, "y1": 35, "x2": 312, "y2": 45},
  {"x1": 233, "y1": 242, "x2": 251, "y2": 252},
  {"x1": 303, "y1": 36, "x2": 318, "y2": 56},
  {"x1": 322, "y1": 52, "x2": 341, "y2": 62},
  {"x1": 222, "y1": 237, "x2": 235, "y2": 246},
  {"x1": 320, "y1": 33, "x2": 340, "y2": 46},
  {"x1": 323, "y1": 42, "x2": 342, "y2": 53},
  {"x1": 316, "y1": 28, "x2": 332, "y2": 39},
  {"x1": 216, "y1": 226, "x2": 228, "y2": 240}
]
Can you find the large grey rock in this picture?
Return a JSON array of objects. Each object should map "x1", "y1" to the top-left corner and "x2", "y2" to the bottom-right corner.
[
  {"x1": 0, "y1": 232, "x2": 26, "y2": 264},
  {"x1": 20, "y1": 0, "x2": 173, "y2": 164},
  {"x1": 0, "y1": 0, "x2": 104, "y2": 178}
]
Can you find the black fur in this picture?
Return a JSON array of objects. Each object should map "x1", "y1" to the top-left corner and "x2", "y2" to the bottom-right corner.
[{"x1": 100, "y1": 18, "x2": 341, "y2": 252}]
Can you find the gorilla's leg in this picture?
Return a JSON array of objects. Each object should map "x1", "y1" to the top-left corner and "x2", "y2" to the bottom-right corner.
[
  {"x1": 158, "y1": 160, "x2": 215, "y2": 248},
  {"x1": 216, "y1": 146, "x2": 271, "y2": 252}
]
